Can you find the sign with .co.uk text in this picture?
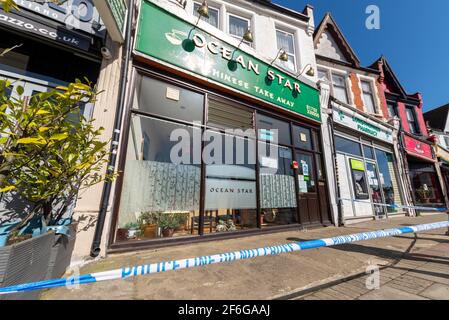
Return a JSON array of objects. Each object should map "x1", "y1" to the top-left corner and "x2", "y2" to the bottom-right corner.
[
  {"x1": 332, "y1": 102, "x2": 393, "y2": 144},
  {"x1": 135, "y1": 0, "x2": 321, "y2": 122}
]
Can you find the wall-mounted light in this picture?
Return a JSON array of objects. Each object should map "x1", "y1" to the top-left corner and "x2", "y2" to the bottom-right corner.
[
  {"x1": 236, "y1": 29, "x2": 253, "y2": 50},
  {"x1": 270, "y1": 48, "x2": 289, "y2": 65},
  {"x1": 197, "y1": 0, "x2": 209, "y2": 19},
  {"x1": 297, "y1": 63, "x2": 315, "y2": 77}
]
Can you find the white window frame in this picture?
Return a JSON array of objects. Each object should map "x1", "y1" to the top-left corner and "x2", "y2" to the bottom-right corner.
[
  {"x1": 227, "y1": 12, "x2": 252, "y2": 47},
  {"x1": 360, "y1": 79, "x2": 377, "y2": 114},
  {"x1": 330, "y1": 72, "x2": 350, "y2": 105},
  {"x1": 275, "y1": 28, "x2": 297, "y2": 72},
  {"x1": 193, "y1": 1, "x2": 220, "y2": 29}
]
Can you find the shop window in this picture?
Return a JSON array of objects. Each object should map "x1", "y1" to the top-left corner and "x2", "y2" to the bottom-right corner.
[
  {"x1": 331, "y1": 74, "x2": 349, "y2": 104},
  {"x1": 376, "y1": 149, "x2": 402, "y2": 212},
  {"x1": 116, "y1": 115, "x2": 201, "y2": 242},
  {"x1": 204, "y1": 130, "x2": 257, "y2": 232},
  {"x1": 276, "y1": 29, "x2": 297, "y2": 72},
  {"x1": 193, "y1": 2, "x2": 219, "y2": 28},
  {"x1": 134, "y1": 75, "x2": 204, "y2": 123},
  {"x1": 228, "y1": 14, "x2": 252, "y2": 46},
  {"x1": 335, "y1": 136, "x2": 362, "y2": 157},
  {"x1": 350, "y1": 159, "x2": 369, "y2": 199},
  {"x1": 292, "y1": 125, "x2": 312, "y2": 150},
  {"x1": 408, "y1": 162, "x2": 443, "y2": 205},
  {"x1": 363, "y1": 145, "x2": 375, "y2": 160},
  {"x1": 387, "y1": 101, "x2": 398, "y2": 119},
  {"x1": 259, "y1": 144, "x2": 298, "y2": 227},
  {"x1": 405, "y1": 106, "x2": 420, "y2": 135},
  {"x1": 207, "y1": 98, "x2": 254, "y2": 132},
  {"x1": 361, "y1": 80, "x2": 376, "y2": 114},
  {"x1": 366, "y1": 162, "x2": 385, "y2": 216},
  {"x1": 256, "y1": 114, "x2": 291, "y2": 146}
]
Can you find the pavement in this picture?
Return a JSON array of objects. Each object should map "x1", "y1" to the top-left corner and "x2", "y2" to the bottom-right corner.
[{"x1": 40, "y1": 213, "x2": 449, "y2": 300}]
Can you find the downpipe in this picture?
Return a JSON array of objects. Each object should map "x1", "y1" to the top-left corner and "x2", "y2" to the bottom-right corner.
[{"x1": 90, "y1": 0, "x2": 135, "y2": 257}]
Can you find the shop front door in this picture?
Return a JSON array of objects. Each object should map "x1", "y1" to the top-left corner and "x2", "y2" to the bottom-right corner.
[
  {"x1": 366, "y1": 162, "x2": 386, "y2": 218},
  {"x1": 296, "y1": 151, "x2": 321, "y2": 225}
]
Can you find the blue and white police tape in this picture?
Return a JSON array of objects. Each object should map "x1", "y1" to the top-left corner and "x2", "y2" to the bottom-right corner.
[
  {"x1": 0, "y1": 220, "x2": 448, "y2": 295},
  {"x1": 339, "y1": 198, "x2": 448, "y2": 212}
]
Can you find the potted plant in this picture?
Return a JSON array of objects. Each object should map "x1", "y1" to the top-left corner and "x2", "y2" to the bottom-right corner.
[
  {"x1": 124, "y1": 222, "x2": 140, "y2": 240},
  {"x1": 138, "y1": 212, "x2": 159, "y2": 239},
  {"x1": 158, "y1": 213, "x2": 181, "y2": 238},
  {"x1": 416, "y1": 187, "x2": 431, "y2": 203},
  {"x1": 0, "y1": 79, "x2": 112, "y2": 298}
]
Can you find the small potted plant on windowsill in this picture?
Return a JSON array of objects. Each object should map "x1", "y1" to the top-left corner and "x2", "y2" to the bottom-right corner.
[
  {"x1": 158, "y1": 213, "x2": 181, "y2": 238},
  {"x1": 416, "y1": 187, "x2": 431, "y2": 204},
  {"x1": 138, "y1": 212, "x2": 159, "y2": 239},
  {"x1": 124, "y1": 222, "x2": 140, "y2": 240}
]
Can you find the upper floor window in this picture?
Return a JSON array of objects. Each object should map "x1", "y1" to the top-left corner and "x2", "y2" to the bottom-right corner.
[
  {"x1": 444, "y1": 136, "x2": 449, "y2": 148},
  {"x1": 332, "y1": 74, "x2": 349, "y2": 104},
  {"x1": 228, "y1": 14, "x2": 251, "y2": 46},
  {"x1": 405, "y1": 106, "x2": 420, "y2": 135},
  {"x1": 361, "y1": 80, "x2": 376, "y2": 114},
  {"x1": 193, "y1": 2, "x2": 219, "y2": 28},
  {"x1": 387, "y1": 101, "x2": 398, "y2": 119},
  {"x1": 276, "y1": 29, "x2": 296, "y2": 72},
  {"x1": 317, "y1": 69, "x2": 329, "y2": 81}
]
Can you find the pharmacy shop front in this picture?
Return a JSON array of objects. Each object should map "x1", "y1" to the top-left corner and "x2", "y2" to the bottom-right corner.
[
  {"x1": 332, "y1": 102, "x2": 405, "y2": 224},
  {"x1": 107, "y1": 1, "x2": 332, "y2": 251}
]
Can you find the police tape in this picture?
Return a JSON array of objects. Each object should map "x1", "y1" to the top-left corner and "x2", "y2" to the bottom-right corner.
[
  {"x1": 0, "y1": 220, "x2": 448, "y2": 295},
  {"x1": 338, "y1": 198, "x2": 448, "y2": 212}
]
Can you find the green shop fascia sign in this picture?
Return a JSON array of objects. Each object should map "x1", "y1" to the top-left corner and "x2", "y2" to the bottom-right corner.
[{"x1": 135, "y1": 0, "x2": 321, "y2": 122}]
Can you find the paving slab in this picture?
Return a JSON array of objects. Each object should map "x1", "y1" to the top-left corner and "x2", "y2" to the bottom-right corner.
[
  {"x1": 358, "y1": 286, "x2": 429, "y2": 300},
  {"x1": 419, "y1": 284, "x2": 449, "y2": 300}
]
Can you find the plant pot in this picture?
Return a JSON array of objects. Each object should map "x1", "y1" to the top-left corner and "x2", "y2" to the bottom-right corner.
[
  {"x1": 162, "y1": 228, "x2": 175, "y2": 238},
  {"x1": 127, "y1": 228, "x2": 139, "y2": 239},
  {"x1": 143, "y1": 224, "x2": 157, "y2": 239},
  {"x1": 45, "y1": 224, "x2": 77, "y2": 280},
  {"x1": 0, "y1": 231, "x2": 54, "y2": 300},
  {"x1": 116, "y1": 228, "x2": 129, "y2": 242}
]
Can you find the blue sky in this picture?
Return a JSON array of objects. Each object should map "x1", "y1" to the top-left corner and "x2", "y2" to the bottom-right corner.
[{"x1": 274, "y1": 0, "x2": 449, "y2": 111}]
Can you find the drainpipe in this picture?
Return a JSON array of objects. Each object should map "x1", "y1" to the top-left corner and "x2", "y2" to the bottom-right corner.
[
  {"x1": 90, "y1": 0, "x2": 135, "y2": 257},
  {"x1": 328, "y1": 106, "x2": 343, "y2": 226}
]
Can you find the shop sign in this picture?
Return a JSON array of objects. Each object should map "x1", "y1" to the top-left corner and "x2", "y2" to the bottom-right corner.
[
  {"x1": 14, "y1": 0, "x2": 106, "y2": 37},
  {"x1": 92, "y1": 0, "x2": 127, "y2": 43},
  {"x1": 404, "y1": 135, "x2": 433, "y2": 161},
  {"x1": 205, "y1": 179, "x2": 256, "y2": 210},
  {"x1": 0, "y1": 9, "x2": 92, "y2": 50},
  {"x1": 350, "y1": 159, "x2": 365, "y2": 171},
  {"x1": 437, "y1": 145, "x2": 449, "y2": 163},
  {"x1": 135, "y1": 0, "x2": 321, "y2": 122},
  {"x1": 332, "y1": 103, "x2": 393, "y2": 143}
]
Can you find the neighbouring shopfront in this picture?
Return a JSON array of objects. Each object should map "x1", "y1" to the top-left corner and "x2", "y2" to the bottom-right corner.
[
  {"x1": 0, "y1": 0, "x2": 105, "y2": 119},
  {"x1": 404, "y1": 134, "x2": 445, "y2": 208},
  {"x1": 437, "y1": 146, "x2": 449, "y2": 195},
  {"x1": 108, "y1": 0, "x2": 331, "y2": 249},
  {"x1": 331, "y1": 101, "x2": 405, "y2": 222}
]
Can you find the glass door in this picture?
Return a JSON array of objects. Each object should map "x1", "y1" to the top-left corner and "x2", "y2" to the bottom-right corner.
[
  {"x1": 366, "y1": 162, "x2": 386, "y2": 218},
  {"x1": 296, "y1": 151, "x2": 320, "y2": 225}
]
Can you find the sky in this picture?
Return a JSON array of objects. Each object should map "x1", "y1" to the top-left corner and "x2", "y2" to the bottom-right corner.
[{"x1": 273, "y1": 0, "x2": 449, "y2": 111}]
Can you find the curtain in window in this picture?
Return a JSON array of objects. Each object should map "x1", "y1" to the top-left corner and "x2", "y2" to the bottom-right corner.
[
  {"x1": 229, "y1": 15, "x2": 248, "y2": 38},
  {"x1": 118, "y1": 161, "x2": 201, "y2": 226}
]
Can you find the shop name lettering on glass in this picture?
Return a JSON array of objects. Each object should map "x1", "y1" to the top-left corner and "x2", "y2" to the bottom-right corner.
[{"x1": 166, "y1": 31, "x2": 301, "y2": 108}]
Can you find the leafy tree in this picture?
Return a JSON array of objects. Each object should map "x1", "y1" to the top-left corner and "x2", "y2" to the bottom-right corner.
[{"x1": 0, "y1": 79, "x2": 112, "y2": 233}]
